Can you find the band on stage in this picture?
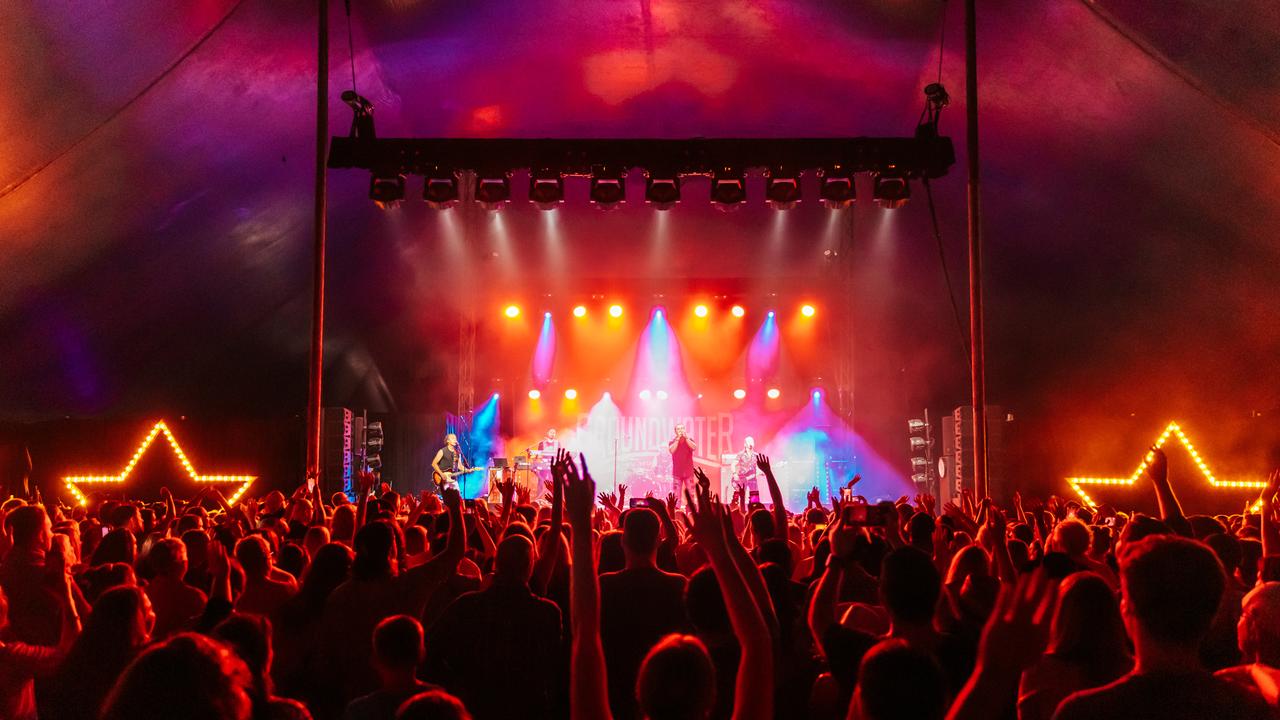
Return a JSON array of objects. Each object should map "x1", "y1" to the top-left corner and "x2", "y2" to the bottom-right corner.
[{"x1": 429, "y1": 426, "x2": 766, "y2": 505}]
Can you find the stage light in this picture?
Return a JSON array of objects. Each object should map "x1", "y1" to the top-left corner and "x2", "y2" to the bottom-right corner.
[
  {"x1": 907, "y1": 419, "x2": 927, "y2": 433},
  {"x1": 529, "y1": 168, "x2": 565, "y2": 210},
  {"x1": 710, "y1": 167, "x2": 747, "y2": 209},
  {"x1": 766, "y1": 387, "x2": 781, "y2": 399},
  {"x1": 873, "y1": 172, "x2": 910, "y2": 209},
  {"x1": 801, "y1": 304, "x2": 816, "y2": 317},
  {"x1": 590, "y1": 166, "x2": 626, "y2": 208},
  {"x1": 564, "y1": 388, "x2": 578, "y2": 400},
  {"x1": 818, "y1": 165, "x2": 855, "y2": 209},
  {"x1": 504, "y1": 305, "x2": 521, "y2": 318},
  {"x1": 475, "y1": 172, "x2": 511, "y2": 209},
  {"x1": 694, "y1": 304, "x2": 709, "y2": 318},
  {"x1": 528, "y1": 389, "x2": 541, "y2": 400},
  {"x1": 639, "y1": 389, "x2": 652, "y2": 401},
  {"x1": 369, "y1": 170, "x2": 405, "y2": 209},
  {"x1": 767, "y1": 311, "x2": 775, "y2": 318},
  {"x1": 645, "y1": 171, "x2": 681, "y2": 210},
  {"x1": 544, "y1": 311, "x2": 552, "y2": 319},
  {"x1": 423, "y1": 168, "x2": 459, "y2": 209},
  {"x1": 733, "y1": 388, "x2": 747, "y2": 400},
  {"x1": 812, "y1": 390, "x2": 822, "y2": 401},
  {"x1": 609, "y1": 304, "x2": 624, "y2": 318},
  {"x1": 765, "y1": 167, "x2": 801, "y2": 209},
  {"x1": 731, "y1": 305, "x2": 745, "y2": 318},
  {"x1": 573, "y1": 305, "x2": 587, "y2": 318},
  {"x1": 656, "y1": 390, "x2": 669, "y2": 400}
]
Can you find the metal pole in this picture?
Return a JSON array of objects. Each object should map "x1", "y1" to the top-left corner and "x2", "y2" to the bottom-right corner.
[
  {"x1": 305, "y1": 0, "x2": 329, "y2": 487},
  {"x1": 964, "y1": 0, "x2": 988, "y2": 499}
]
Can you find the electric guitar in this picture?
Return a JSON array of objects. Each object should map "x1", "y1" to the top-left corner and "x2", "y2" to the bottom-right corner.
[{"x1": 433, "y1": 467, "x2": 484, "y2": 487}]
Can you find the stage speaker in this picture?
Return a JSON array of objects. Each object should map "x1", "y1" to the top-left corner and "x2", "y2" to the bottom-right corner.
[
  {"x1": 940, "y1": 406, "x2": 1013, "y2": 504},
  {"x1": 322, "y1": 407, "x2": 354, "y2": 498}
]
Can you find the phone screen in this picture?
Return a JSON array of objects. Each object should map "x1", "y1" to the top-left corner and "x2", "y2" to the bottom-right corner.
[
  {"x1": 628, "y1": 498, "x2": 644, "y2": 508},
  {"x1": 749, "y1": 491, "x2": 761, "y2": 503}
]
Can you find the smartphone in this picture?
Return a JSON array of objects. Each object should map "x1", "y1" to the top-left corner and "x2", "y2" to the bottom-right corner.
[
  {"x1": 749, "y1": 490, "x2": 761, "y2": 504},
  {"x1": 464, "y1": 499, "x2": 477, "y2": 509},
  {"x1": 840, "y1": 487, "x2": 853, "y2": 502},
  {"x1": 628, "y1": 498, "x2": 644, "y2": 508},
  {"x1": 846, "y1": 504, "x2": 888, "y2": 526}
]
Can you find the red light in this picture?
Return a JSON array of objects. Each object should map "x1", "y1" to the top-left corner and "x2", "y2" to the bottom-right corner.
[
  {"x1": 731, "y1": 305, "x2": 745, "y2": 318},
  {"x1": 573, "y1": 305, "x2": 587, "y2": 318},
  {"x1": 801, "y1": 304, "x2": 816, "y2": 317},
  {"x1": 733, "y1": 388, "x2": 746, "y2": 400},
  {"x1": 504, "y1": 305, "x2": 521, "y2": 318},
  {"x1": 609, "y1": 304, "x2": 624, "y2": 318},
  {"x1": 766, "y1": 388, "x2": 781, "y2": 399},
  {"x1": 528, "y1": 389, "x2": 541, "y2": 400},
  {"x1": 694, "y1": 304, "x2": 709, "y2": 318}
]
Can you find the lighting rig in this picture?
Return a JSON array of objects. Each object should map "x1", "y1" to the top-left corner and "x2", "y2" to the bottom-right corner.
[
  {"x1": 329, "y1": 95, "x2": 954, "y2": 211},
  {"x1": 908, "y1": 412, "x2": 938, "y2": 495}
]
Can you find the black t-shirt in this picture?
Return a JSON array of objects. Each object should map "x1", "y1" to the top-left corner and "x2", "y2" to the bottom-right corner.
[
  {"x1": 1052, "y1": 669, "x2": 1272, "y2": 720},
  {"x1": 599, "y1": 567, "x2": 690, "y2": 720}
]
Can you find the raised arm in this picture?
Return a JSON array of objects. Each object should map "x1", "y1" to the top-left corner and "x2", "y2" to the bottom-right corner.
[
  {"x1": 808, "y1": 518, "x2": 856, "y2": 656},
  {"x1": 566, "y1": 454, "x2": 613, "y2": 720},
  {"x1": 532, "y1": 450, "x2": 567, "y2": 595},
  {"x1": 757, "y1": 454, "x2": 788, "y2": 542},
  {"x1": 947, "y1": 572, "x2": 1057, "y2": 720},
  {"x1": 1261, "y1": 469, "x2": 1280, "y2": 558},
  {"x1": 701, "y1": 467, "x2": 779, "y2": 640},
  {"x1": 1144, "y1": 447, "x2": 1191, "y2": 536},
  {"x1": 686, "y1": 483, "x2": 773, "y2": 720},
  {"x1": 403, "y1": 488, "x2": 465, "y2": 595}
]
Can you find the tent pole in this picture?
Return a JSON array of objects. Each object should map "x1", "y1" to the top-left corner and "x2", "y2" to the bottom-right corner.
[
  {"x1": 306, "y1": 0, "x2": 329, "y2": 488},
  {"x1": 965, "y1": 0, "x2": 989, "y2": 500}
]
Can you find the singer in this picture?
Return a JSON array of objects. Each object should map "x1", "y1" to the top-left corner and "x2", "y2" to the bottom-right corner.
[{"x1": 667, "y1": 423, "x2": 697, "y2": 501}]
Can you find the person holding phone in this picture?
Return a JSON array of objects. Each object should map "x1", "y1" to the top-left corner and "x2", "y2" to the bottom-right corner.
[{"x1": 667, "y1": 424, "x2": 697, "y2": 503}]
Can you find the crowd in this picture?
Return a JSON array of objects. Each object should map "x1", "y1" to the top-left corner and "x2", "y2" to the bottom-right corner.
[{"x1": 1, "y1": 446, "x2": 1278, "y2": 720}]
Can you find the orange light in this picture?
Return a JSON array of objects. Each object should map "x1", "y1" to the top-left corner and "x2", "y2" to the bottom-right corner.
[
  {"x1": 504, "y1": 305, "x2": 521, "y2": 318},
  {"x1": 573, "y1": 305, "x2": 587, "y2": 318},
  {"x1": 766, "y1": 388, "x2": 781, "y2": 399},
  {"x1": 1066, "y1": 421, "x2": 1267, "y2": 511},
  {"x1": 528, "y1": 389, "x2": 541, "y2": 400},
  {"x1": 609, "y1": 304, "x2": 624, "y2": 318},
  {"x1": 564, "y1": 388, "x2": 578, "y2": 400},
  {"x1": 731, "y1": 305, "x2": 745, "y2": 318},
  {"x1": 694, "y1": 304, "x2": 709, "y2": 318},
  {"x1": 733, "y1": 388, "x2": 747, "y2": 400},
  {"x1": 63, "y1": 421, "x2": 255, "y2": 506},
  {"x1": 801, "y1": 304, "x2": 816, "y2": 317}
]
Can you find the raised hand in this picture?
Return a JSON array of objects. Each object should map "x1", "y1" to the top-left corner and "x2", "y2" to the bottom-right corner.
[
  {"x1": 441, "y1": 487, "x2": 462, "y2": 511},
  {"x1": 516, "y1": 485, "x2": 531, "y2": 505},
  {"x1": 618, "y1": 484, "x2": 628, "y2": 503},
  {"x1": 685, "y1": 482, "x2": 726, "y2": 553},
  {"x1": 976, "y1": 571, "x2": 1057, "y2": 674},
  {"x1": 755, "y1": 454, "x2": 773, "y2": 477},
  {"x1": 1144, "y1": 445, "x2": 1168, "y2": 485},
  {"x1": 829, "y1": 514, "x2": 859, "y2": 560},
  {"x1": 666, "y1": 491, "x2": 677, "y2": 516},
  {"x1": 564, "y1": 454, "x2": 596, "y2": 527},
  {"x1": 694, "y1": 466, "x2": 712, "y2": 493},
  {"x1": 807, "y1": 486, "x2": 820, "y2": 508},
  {"x1": 544, "y1": 479, "x2": 556, "y2": 496},
  {"x1": 846, "y1": 474, "x2": 861, "y2": 489}
]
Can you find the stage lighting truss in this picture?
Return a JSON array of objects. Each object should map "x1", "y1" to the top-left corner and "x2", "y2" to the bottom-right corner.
[
  {"x1": 423, "y1": 168, "x2": 460, "y2": 209},
  {"x1": 363, "y1": 421, "x2": 384, "y2": 474},
  {"x1": 329, "y1": 137, "x2": 954, "y2": 209},
  {"x1": 529, "y1": 168, "x2": 565, "y2": 210},
  {"x1": 709, "y1": 167, "x2": 747, "y2": 209},
  {"x1": 873, "y1": 170, "x2": 910, "y2": 209},
  {"x1": 765, "y1": 167, "x2": 801, "y2": 209}
]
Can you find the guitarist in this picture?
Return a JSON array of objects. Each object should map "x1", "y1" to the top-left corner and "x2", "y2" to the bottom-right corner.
[{"x1": 431, "y1": 433, "x2": 474, "y2": 492}]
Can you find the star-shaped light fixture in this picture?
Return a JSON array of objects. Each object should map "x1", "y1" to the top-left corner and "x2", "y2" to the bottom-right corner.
[
  {"x1": 63, "y1": 420, "x2": 255, "y2": 506},
  {"x1": 1067, "y1": 421, "x2": 1265, "y2": 511}
]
